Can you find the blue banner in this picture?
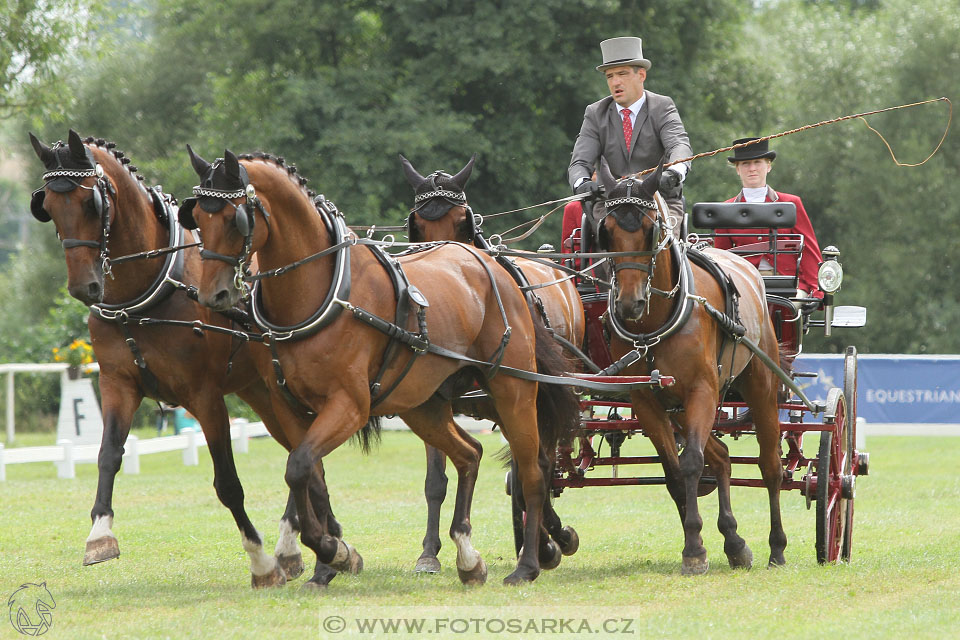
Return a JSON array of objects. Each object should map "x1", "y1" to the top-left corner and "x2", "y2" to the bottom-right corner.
[{"x1": 794, "y1": 354, "x2": 960, "y2": 423}]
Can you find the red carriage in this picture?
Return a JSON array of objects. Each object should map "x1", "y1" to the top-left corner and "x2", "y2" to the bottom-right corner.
[{"x1": 506, "y1": 197, "x2": 869, "y2": 564}]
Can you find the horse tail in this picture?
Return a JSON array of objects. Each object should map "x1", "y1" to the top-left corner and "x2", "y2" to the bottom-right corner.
[
  {"x1": 351, "y1": 415, "x2": 382, "y2": 454},
  {"x1": 532, "y1": 315, "x2": 581, "y2": 453}
]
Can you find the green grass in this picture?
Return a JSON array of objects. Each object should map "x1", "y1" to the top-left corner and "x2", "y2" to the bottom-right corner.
[{"x1": 1, "y1": 431, "x2": 957, "y2": 639}]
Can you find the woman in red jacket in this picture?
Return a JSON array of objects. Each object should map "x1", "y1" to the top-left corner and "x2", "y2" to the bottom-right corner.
[{"x1": 714, "y1": 138, "x2": 823, "y2": 298}]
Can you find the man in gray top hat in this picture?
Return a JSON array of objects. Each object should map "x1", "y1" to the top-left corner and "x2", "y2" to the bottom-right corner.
[{"x1": 568, "y1": 36, "x2": 693, "y2": 232}]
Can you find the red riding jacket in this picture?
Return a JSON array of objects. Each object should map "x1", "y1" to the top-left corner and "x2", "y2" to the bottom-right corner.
[{"x1": 713, "y1": 188, "x2": 823, "y2": 298}]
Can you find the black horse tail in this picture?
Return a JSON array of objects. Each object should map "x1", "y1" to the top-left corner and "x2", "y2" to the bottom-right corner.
[
  {"x1": 351, "y1": 415, "x2": 382, "y2": 454},
  {"x1": 532, "y1": 315, "x2": 581, "y2": 454}
]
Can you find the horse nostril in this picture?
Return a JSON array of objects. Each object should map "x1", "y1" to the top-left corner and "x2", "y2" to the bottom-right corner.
[{"x1": 88, "y1": 282, "x2": 102, "y2": 302}]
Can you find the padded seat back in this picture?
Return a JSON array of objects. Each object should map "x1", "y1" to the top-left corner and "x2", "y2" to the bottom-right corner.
[{"x1": 692, "y1": 202, "x2": 797, "y2": 229}]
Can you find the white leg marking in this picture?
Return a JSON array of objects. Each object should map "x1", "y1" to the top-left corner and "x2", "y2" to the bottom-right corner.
[
  {"x1": 242, "y1": 531, "x2": 278, "y2": 576},
  {"x1": 274, "y1": 519, "x2": 301, "y2": 557},
  {"x1": 86, "y1": 515, "x2": 116, "y2": 543},
  {"x1": 453, "y1": 532, "x2": 481, "y2": 572}
]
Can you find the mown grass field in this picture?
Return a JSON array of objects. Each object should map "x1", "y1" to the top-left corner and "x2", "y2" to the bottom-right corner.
[{"x1": 1, "y1": 430, "x2": 958, "y2": 639}]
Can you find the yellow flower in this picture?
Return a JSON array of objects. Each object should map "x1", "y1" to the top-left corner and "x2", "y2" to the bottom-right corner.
[{"x1": 53, "y1": 338, "x2": 95, "y2": 366}]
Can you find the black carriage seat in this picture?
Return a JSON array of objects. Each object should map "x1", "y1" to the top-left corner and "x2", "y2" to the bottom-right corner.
[
  {"x1": 691, "y1": 202, "x2": 802, "y2": 297},
  {"x1": 691, "y1": 201, "x2": 797, "y2": 229}
]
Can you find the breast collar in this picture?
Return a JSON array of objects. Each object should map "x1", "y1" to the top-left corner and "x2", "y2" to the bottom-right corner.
[
  {"x1": 248, "y1": 200, "x2": 352, "y2": 341},
  {"x1": 92, "y1": 197, "x2": 187, "y2": 319}
]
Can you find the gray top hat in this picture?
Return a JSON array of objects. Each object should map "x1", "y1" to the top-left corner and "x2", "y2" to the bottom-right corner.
[{"x1": 596, "y1": 37, "x2": 652, "y2": 72}]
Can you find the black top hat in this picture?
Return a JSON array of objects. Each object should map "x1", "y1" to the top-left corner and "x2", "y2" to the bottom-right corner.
[{"x1": 727, "y1": 137, "x2": 777, "y2": 163}]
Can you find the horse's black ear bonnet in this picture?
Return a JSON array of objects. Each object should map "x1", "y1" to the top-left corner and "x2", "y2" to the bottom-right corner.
[
  {"x1": 179, "y1": 146, "x2": 250, "y2": 231},
  {"x1": 400, "y1": 153, "x2": 476, "y2": 242},
  {"x1": 411, "y1": 171, "x2": 467, "y2": 221},
  {"x1": 30, "y1": 130, "x2": 104, "y2": 223},
  {"x1": 596, "y1": 159, "x2": 662, "y2": 251}
]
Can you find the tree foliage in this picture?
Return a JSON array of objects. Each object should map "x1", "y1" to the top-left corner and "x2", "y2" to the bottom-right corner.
[
  {"x1": 0, "y1": 0, "x2": 104, "y2": 121},
  {"x1": 2, "y1": 0, "x2": 958, "y2": 381}
]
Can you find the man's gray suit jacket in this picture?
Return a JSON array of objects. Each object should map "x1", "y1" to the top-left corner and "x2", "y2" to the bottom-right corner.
[{"x1": 568, "y1": 91, "x2": 693, "y2": 190}]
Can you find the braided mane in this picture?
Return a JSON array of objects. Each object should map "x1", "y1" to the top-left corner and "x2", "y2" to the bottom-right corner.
[
  {"x1": 238, "y1": 152, "x2": 317, "y2": 200},
  {"x1": 82, "y1": 136, "x2": 150, "y2": 185}
]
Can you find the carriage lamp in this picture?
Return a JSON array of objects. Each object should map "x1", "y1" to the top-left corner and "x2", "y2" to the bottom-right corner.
[{"x1": 817, "y1": 246, "x2": 843, "y2": 294}]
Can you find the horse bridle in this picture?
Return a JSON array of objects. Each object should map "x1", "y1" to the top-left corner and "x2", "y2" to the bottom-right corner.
[
  {"x1": 191, "y1": 173, "x2": 271, "y2": 295},
  {"x1": 603, "y1": 188, "x2": 675, "y2": 320},
  {"x1": 36, "y1": 159, "x2": 116, "y2": 278}
]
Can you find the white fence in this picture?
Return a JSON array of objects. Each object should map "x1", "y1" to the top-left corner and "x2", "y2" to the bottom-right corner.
[
  {"x1": 0, "y1": 419, "x2": 270, "y2": 481},
  {"x1": 1, "y1": 362, "x2": 98, "y2": 444}
]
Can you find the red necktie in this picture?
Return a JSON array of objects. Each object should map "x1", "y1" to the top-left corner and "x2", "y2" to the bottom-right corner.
[{"x1": 621, "y1": 108, "x2": 633, "y2": 152}]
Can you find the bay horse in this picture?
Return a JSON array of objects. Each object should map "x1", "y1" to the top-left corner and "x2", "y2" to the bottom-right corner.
[
  {"x1": 179, "y1": 147, "x2": 579, "y2": 586},
  {"x1": 28, "y1": 130, "x2": 333, "y2": 587},
  {"x1": 399, "y1": 153, "x2": 584, "y2": 573},
  {"x1": 596, "y1": 160, "x2": 787, "y2": 573}
]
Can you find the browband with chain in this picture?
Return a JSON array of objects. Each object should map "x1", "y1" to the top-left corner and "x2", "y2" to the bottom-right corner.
[
  {"x1": 43, "y1": 168, "x2": 98, "y2": 181},
  {"x1": 604, "y1": 195, "x2": 657, "y2": 210},
  {"x1": 192, "y1": 186, "x2": 246, "y2": 199},
  {"x1": 413, "y1": 189, "x2": 466, "y2": 204}
]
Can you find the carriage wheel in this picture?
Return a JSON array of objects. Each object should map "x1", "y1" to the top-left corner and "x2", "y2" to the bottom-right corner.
[
  {"x1": 841, "y1": 346, "x2": 858, "y2": 561},
  {"x1": 816, "y1": 388, "x2": 850, "y2": 564}
]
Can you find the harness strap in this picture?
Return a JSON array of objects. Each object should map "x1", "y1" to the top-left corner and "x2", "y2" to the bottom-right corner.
[
  {"x1": 114, "y1": 314, "x2": 160, "y2": 397},
  {"x1": 265, "y1": 336, "x2": 316, "y2": 418},
  {"x1": 366, "y1": 247, "x2": 415, "y2": 405},
  {"x1": 473, "y1": 232, "x2": 606, "y2": 369},
  {"x1": 94, "y1": 311, "x2": 264, "y2": 342},
  {"x1": 452, "y1": 242, "x2": 512, "y2": 378},
  {"x1": 547, "y1": 328, "x2": 601, "y2": 373},
  {"x1": 369, "y1": 306, "x2": 429, "y2": 408},
  {"x1": 420, "y1": 341, "x2": 671, "y2": 392}
]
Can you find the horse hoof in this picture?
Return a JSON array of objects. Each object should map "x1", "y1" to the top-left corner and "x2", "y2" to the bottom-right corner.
[
  {"x1": 681, "y1": 553, "x2": 709, "y2": 576},
  {"x1": 276, "y1": 553, "x2": 305, "y2": 580},
  {"x1": 457, "y1": 558, "x2": 487, "y2": 586},
  {"x1": 726, "y1": 545, "x2": 753, "y2": 570},
  {"x1": 503, "y1": 567, "x2": 538, "y2": 586},
  {"x1": 557, "y1": 526, "x2": 580, "y2": 556},
  {"x1": 345, "y1": 550, "x2": 364, "y2": 575},
  {"x1": 329, "y1": 541, "x2": 364, "y2": 575},
  {"x1": 301, "y1": 580, "x2": 328, "y2": 592},
  {"x1": 251, "y1": 565, "x2": 287, "y2": 589},
  {"x1": 767, "y1": 554, "x2": 787, "y2": 568},
  {"x1": 83, "y1": 537, "x2": 120, "y2": 566},
  {"x1": 539, "y1": 541, "x2": 562, "y2": 571},
  {"x1": 414, "y1": 555, "x2": 441, "y2": 574}
]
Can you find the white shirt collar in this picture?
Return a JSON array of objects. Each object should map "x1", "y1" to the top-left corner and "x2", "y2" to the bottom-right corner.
[
  {"x1": 618, "y1": 93, "x2": 646, "y2": 124},
  {"x1": 741, "y1": 186, "x2": 769, "y2": 203}
]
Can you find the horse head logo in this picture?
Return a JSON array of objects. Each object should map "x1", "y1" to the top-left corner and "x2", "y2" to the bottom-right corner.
[{"x1": 7, "y1": 582, "x2": 56, "y2": 636}]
